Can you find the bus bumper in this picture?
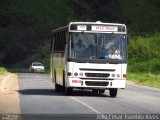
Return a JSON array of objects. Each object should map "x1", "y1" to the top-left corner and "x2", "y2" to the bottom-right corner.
[{"x1": 66, "y1": 78, "x2": 126, "y2": 89}]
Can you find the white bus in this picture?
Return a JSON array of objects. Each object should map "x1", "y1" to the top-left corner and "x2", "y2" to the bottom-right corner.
[{"x1": 50, "y1": 21, "x2": 130, "y2": 97}]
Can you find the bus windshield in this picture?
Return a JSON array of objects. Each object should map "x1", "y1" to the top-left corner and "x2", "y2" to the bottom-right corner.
[{"x1": 70, "y1": 32, "x2": 127, "y2": 61}]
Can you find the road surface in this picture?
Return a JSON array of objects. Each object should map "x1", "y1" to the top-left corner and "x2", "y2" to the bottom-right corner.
[{"x1": 17, "y1": 73, "x2": 160, "y2": 119}]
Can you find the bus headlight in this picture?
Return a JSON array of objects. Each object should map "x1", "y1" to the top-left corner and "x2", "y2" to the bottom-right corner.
[
  {"x1": 111, "y1": 74, "x2": 115, "y2": 77},
  {"x1": 117, "y1": 74, "x2": 120, "y2": 78},
  {"x1": 74, "y1": 72, "x2": 78, "y2": 76},
  {"x1": 79, "y1": 72, "x2": 83, "y2": 76}
]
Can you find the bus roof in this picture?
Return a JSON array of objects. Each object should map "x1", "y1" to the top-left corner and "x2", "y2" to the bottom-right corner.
[
  {"x1": 69, "y1": 21, "x2": 126, "y2": 27},
  {"x1": 53, "y1": 21, "x2": 127, "y2": 33}
]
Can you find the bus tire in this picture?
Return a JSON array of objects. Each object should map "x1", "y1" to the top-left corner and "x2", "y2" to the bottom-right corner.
[
  {"x1": 62, "y1": 70, "x2": 65, "y2": 92},
  {"x1": 99, "y1": 89, "x2": 105, "y2": 94},
  {"x1": 65, "y1": 87, "x2": 72, "y2": 95},
  {"x1": 54, "y1": 71, "x2": 60, "y2": 92},
  {"x1": 109, "y1": 88, "x2": 118, "y2": 97},
  {"x1": 92, "y1": 89, "x2": 98, "y2": 94},
  {"x1": 55, "y1": 83, "x2": 61, "y2": 92},
  {"x1": 31, "y1": 69, "x2": 34, "y2": 73}
]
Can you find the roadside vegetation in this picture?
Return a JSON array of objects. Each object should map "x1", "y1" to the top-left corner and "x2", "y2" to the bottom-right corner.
[
  {"x1": 128, "y1": 73, "x2": 160, "y2": 89},
  {"x1": 0, "y1": 67, "x2": 8, "y2": 74},
  {"x1": 127, "y1": 35, "x2": 160, "y2": 88}
]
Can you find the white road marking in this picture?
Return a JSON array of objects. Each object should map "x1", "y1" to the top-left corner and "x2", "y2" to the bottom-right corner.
[
  {"x1": 71, "y1": 96, "x2": 101, "y2": 114},
  {"x1": 43, "y1": 76, "x2": 101, "y2": 114}
]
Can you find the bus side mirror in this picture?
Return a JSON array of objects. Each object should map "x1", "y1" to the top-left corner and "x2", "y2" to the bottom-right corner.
[{"x1": 127, "y1": 35, "x2": 130, "y2": 44}]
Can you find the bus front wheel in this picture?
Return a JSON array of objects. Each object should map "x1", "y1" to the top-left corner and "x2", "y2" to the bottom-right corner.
[
  {"x1": 55, "y1": 83, "x2": 61, "y2": 92},
  {"x1": 99, "y1": 89, "x2": 105, "y2": 94},
  {"x1": 92, "y1": 89, "x2": 98, "y2": 94},
  {"x1": 65, "y1": 87, "x2": 73, "y2": 95},
  {"x1": 109, "y1": 88, "x2": 118, "y2": 97}
]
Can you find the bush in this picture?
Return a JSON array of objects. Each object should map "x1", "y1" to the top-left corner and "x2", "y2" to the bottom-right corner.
[
  {"x1": 128, "y1": 34, "x2": 160, "y2": 73},
  {"x1": 128, "y1": 35, "x2": 160, "y2": 60}
]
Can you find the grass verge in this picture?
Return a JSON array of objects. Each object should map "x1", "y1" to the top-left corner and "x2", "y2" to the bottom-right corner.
[
  {"x1": 6, "y1": 67, "x2": 28, "y2": 73},
  {"x1": 0, "y1": 67, "x2": 8, "y2": 74},
  {"x1": 127, "y1": 72, "x2": 160, "y2": 89},
  {"x1": 6, "y1": 67, "x2": 50, "y2": 74}
]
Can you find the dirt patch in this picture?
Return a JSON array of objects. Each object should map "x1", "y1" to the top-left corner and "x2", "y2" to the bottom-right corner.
[
  {"x1": 0, "y1": 73, "x2": 8, "y2": 83},
  {"x1": 0, "y1": 73, "x2": 20, "y2": 114}
]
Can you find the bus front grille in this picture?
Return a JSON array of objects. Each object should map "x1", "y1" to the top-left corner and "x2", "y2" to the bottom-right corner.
[
  {"x1": 85, "y1": 81, "x2": 109, "y2": 86},
  {"x1": 85, "y1": 73, "x2": 110, "y2": 77}
]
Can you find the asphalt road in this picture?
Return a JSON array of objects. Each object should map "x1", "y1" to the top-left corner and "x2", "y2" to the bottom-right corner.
[{"x1": 18, "y1": 73, "x2": 160, "y2": 120}]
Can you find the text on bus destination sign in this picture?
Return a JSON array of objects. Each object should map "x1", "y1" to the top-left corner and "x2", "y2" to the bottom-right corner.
[
  {"x1": 77, "y1": 25, "x2": 87, "y2": 30},
  {"x1": 92, "y1": 26, "x2": 118, "y2": 32}
]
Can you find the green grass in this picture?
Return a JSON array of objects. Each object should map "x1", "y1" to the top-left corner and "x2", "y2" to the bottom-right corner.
[
  {"x1": 6, "y1": 67, "x2": 28, "y2": 73},
  {"x1": 128, "y1": 72, "x2": 160, "y2": 89},
  {"x1": 128, "y1": 58, "x2": 160, "y2": 73},
  {"x1": 0, "y1": 67, "x2": 8, "y2": 73},
  {"x1": 6, "y1": 67, "x2": 50, "y2": 74},
  {"x1": 127, "y1": 34, "x2": 160, "y2": 89},
  {"x1": 128, "y1": 35, "x2": 160, "y2": 62}
]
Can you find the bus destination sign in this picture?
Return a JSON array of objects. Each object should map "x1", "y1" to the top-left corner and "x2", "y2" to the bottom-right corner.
[
  {"x1": 92, "y1": 25, "x2": 118, "y2": 32},
  {"x1": 70, "y1": 24, "x2": 125, "y2": 32}
]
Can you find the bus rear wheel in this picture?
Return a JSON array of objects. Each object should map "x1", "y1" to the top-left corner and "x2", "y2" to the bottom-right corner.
[
  {"x1": 54, "y1": 72, "x2": 60, "y2": 92},
  {"x1": 109, "y1": 88, "x2": 118, "y2": 97}
]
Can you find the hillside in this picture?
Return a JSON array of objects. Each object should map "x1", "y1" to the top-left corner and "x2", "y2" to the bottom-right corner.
[{"x1": 0, "y1": 0, "x2": 160, "y2": 75}]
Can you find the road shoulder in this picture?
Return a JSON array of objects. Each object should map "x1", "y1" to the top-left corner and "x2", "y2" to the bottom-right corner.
[{"x1": 0, "y1": 73, "x2": 20, "y2": 114}]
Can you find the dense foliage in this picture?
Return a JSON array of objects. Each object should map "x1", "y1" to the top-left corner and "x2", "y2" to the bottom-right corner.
[
  {"x1": 0, "y1": 0, "x2": 160, "y2": 73},
  {"x1": 128, "y1": 35, "x2": 160, "y2": 73}
]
